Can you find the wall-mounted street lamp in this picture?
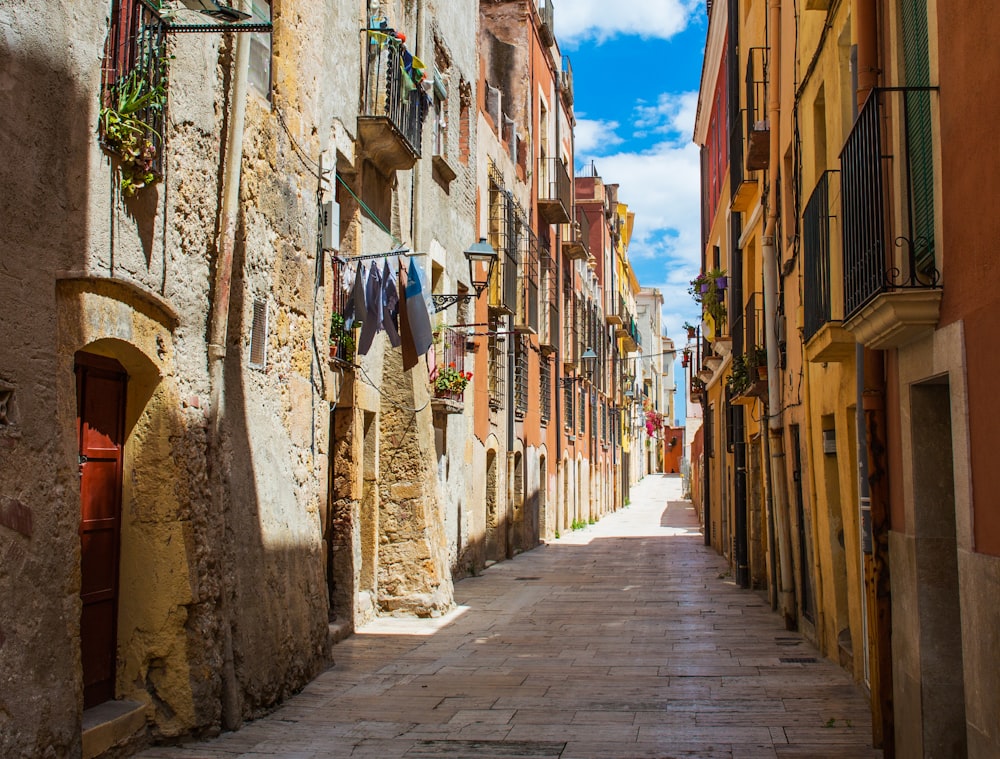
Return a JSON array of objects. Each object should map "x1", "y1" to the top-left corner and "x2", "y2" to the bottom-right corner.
[
  {"x1": 559, "y1": 347, "x2": 597, "y2": 386},
  {"x1": 431, "y1": 238, "x2": 499, "y2": 313},
  {"x1": 178, "y1": 0, "x2": 251, "y2": 22}
]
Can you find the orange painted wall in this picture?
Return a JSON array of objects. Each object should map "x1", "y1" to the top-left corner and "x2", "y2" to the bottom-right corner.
[{"x1": 936, "y1": 1, "x2": 1000, "y2": 555}]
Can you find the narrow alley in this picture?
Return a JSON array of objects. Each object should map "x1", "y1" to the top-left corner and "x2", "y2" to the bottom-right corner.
[{"x1": 138, "y1": 476, "x2": 879, "y2": 759}]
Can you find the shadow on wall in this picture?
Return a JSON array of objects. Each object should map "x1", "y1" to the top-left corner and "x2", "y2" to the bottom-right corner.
[
  {"x1": 0, "y1": 40, "x2": 93, "y2": 758},
  {"x1": 221, "y1": 211, "x2": 329, "y2": 721}
]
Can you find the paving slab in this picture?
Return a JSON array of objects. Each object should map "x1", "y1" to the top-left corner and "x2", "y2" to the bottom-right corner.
[{"x1": 136, "y1": 475, "x2": 881, "y2": 759}]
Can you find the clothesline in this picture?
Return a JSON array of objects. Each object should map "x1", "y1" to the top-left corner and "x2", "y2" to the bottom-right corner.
[{"x1": 332, "y1": 249, "x2": 419, "y2": 264}]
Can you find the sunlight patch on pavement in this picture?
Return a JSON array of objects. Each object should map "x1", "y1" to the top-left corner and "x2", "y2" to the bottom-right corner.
[{"x1": 357, "y1": 605, "x2": 470, "y2": 636}]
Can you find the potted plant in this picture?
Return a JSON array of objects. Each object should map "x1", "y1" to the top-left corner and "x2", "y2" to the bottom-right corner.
[
  {"x1": 689, "y1": 269, "x2": 727, "y2": 335},
  {"x1": 100, "y1": 62, "x2": 168, "y2": 197},
  {"x1": 683, "y1": 321, "x2": 698, "y2": 340},
  {"x1": 329, "y1": 312, "x2": 356, "y2": 362},
  {"x1": 432, "y1": 362, "x2": 472, "y2": 400},
  {"x1": 727, "y1": 353, "x2": 751, "y2": 396},
  {"x1": 750, "y1": 346, "x2": 768, "y2": 380}
]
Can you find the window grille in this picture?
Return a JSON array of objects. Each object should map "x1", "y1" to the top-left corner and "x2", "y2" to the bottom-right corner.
[
  {"x1": 578, "y1": 386, "x2": 586, "y2": 434},
  {"x1": 514, "y1": 334, "x2": 529, "y2": 420},
  {"x1": 488, "y1": 161, "x2": 517, "y2": 314},
  {"x1": 540, "y1": 355, "x2": 551, "y2": 424},
  {"x1": 488, "y1": 313, "x2": 505, "y2": 412},
  {"x1": 564, "y1": 382, "x2": 574, "y2": 431},
  {"x1": 591, "y1": 390, "x2": 598, "y2": 438},
  {"x1": 101, "y1": 0, "x2": 168, "y2": 177}
]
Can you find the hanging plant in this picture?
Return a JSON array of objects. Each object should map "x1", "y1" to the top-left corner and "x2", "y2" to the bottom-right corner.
[
  {"x1": 100, "y1": 61, "x2": 168, "y2": 197},
  {"x1": 689, "y1": 268, "x2": 728, "y2": 334}
]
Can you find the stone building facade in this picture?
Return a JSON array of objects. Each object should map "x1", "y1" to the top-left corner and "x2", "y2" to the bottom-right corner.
[{"x1": 0, "y1": 1, "x2": 650, "y2": 756}]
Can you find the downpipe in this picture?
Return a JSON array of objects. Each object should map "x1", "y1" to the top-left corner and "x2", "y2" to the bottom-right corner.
[
  {"x1": 762, "y1": 0, "x2": 796, "y2": 623},
  {"x1": 207, "y1": 11, "x2": 251, "y2": 731}
]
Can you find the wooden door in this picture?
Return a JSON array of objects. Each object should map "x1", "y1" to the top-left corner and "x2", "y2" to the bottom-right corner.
[{"x1": 76, "y1": 353, "x2": 127, "y2": 709}]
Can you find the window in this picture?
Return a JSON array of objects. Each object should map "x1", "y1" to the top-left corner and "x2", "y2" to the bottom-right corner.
[
  {"x1": 248, "y1": 0, "x2": 272, "y2": 99},
  {"x1": 488, "y1": 313, "x2": 505, "y2": 412},
  {"x1": 540, "y1": 356, "x2": 551, "y2": 425},
  {"x1": 514, "y1": 335, "x2": 528, "y2": 420}
]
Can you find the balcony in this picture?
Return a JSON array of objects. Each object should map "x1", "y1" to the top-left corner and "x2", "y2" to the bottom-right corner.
[
  {"x1": 562, "y1": 206, "x2": 590, "y2": 261},
  {"x1": 560, "y1": 55, "x2": 574, "y2": 108},
  {"x1": 745, "y1": 47, "x2": 769, "y2": 172},
  {"x1": 514, "y1": 207, "x2": 540, "y2": 334},
  {"x1": 359, "y1": 30, "x2": 426, "y2": 174},
  {"x1": 840, "y1": 88, "x2": 941, "y2": 350},
  {"x1": 431, "y1": 328, "x2": 468, "y2": 416},
  {"x1": 540, "y1": 247, "x2": 558, "y2": 349},
  {"x1": 538, "y1": 0, "x2": 555, "y2": 47},
  {"x1": 606, "y1": 293, "x2": 624, "y2": 327},
  {"x1": 803, "y1": 170, "x2": 856, "y2": 362},
  {"x1": 538, "y1": 156, "x2": 572, "y2": 224},
  {"x1": 729, "y1": 120, "x2": 758, "y2": 213}
]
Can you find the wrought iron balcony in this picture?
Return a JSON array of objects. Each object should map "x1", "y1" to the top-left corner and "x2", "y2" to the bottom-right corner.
[
  {"x1": 538, "y1": 156, "x2": 572, "y2": 224},
  {"x1": 514, "y1": 208, "x2": 540, "y2": 335},
  {"x1": 840, "y1": 88, "x2": 942, "y2": 349},
  {"x1": 562, "y1": 206, "x2": 590, "y2": 261},
  {"x1": 359, "y1": 30, "x2": 426, "y2": 174},
  {"x1": 540, "y1": 247, "x2": 559, "y2": 349},
  {"x1": 538, "y1": 0, "x2": 555, "y2": 47},
  {"x1": 802, "y1": 170, "x2": 856, "y2": 361},
  {"x1": 605, "y1": 293, "x2": 624, "y2": 327},
  {"x1": 560, "y1": 55, "x2": 574, "y2": 108},
  {"x1": 745, "y1": 47, "x2": 769, "y2": 172}
]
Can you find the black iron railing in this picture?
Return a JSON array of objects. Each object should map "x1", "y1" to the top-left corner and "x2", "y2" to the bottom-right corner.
[
  {"x1": 539, "y1": 157, "x2": 572, "y2": 214},
  {"x1": 745, "y1": 47, "x2": 769, "y2": 171},
  {"x1": 488, "y1": 313, "x2": 505, "y2": 412},
  {"x1": 361, "y1": 31, "x2": 425, "y2": 158},
  {"x1": 540, "y1": 355, "x2": 552, "y2": 424},
  {"x1": 101, "y1": 0, "x2": 168, "y2": 175},
  {"x1": 538, "y1": 0, "x2": 555, "y2": 46},
  {"x1": 560, "y1": 55, "x2": 574, "y2": 106},
  {"x1": 514, "y1": 335, "x2": 529, "y2": 419},
  {"x1": 514, "y1": 205, "x2": 539, "y2": 333},
  {"x1": 743, "y1": 292, "x2": 763, "y2": 352},
  {"x1": 841, "y1": 88, "x2": 940, "y2": 320},
  {"x1": 803, "y1": 171, "x2": 837, "y2": 340}
]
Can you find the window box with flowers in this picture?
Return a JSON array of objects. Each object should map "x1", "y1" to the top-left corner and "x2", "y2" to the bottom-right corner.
[{"x1": 431, "y1": 362, "x2": 472, "y2": 412}]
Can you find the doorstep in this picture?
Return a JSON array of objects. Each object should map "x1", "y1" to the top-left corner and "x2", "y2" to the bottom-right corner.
[{"x1": 82, "y1": 699, "x2": 146, "y2": 759}]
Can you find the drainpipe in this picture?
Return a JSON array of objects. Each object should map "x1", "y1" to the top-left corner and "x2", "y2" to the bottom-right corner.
[
  {"x1": 761, "y1": 0, "x2": 796, "y2": 622},
  {"x1": 207, "y1": 15, "x2": 251, "y2": 732},
  {"x1": 855, "y1": 3, "x2": 894, "y2": 755}
]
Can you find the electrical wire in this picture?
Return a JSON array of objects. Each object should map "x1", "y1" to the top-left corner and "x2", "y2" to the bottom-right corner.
[{"x1": 334, "y1": 172, "x2": 404, "y2": 249}]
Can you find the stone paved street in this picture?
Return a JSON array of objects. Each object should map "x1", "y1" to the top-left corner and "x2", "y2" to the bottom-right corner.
[{"x1": 138, "y1": 476, "x2": 881, "y2": 759}]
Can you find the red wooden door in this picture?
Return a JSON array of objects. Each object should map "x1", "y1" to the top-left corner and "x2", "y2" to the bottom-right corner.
[{"x1": 76, "y1": 353, "x2": 127, "y2": 709}]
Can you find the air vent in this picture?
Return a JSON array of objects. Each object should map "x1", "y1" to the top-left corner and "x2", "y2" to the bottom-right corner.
[{"x1": 250, "y1": 298, "x2": 268, "y2": 368}]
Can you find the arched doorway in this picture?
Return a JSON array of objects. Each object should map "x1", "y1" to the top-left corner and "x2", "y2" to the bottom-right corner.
[{"x1": 485, "y1": 449, "x2": 500, "y2": 561}]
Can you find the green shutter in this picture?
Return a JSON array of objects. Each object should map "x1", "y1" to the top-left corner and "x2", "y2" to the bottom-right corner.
[{"x1": 901, "y1": 0, "x2": 935, "y2": 276}]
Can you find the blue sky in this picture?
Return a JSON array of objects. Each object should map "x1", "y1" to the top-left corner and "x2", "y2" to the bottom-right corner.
[{"x1": 555, "y1": 1, "x2": 706, "y2": 423}]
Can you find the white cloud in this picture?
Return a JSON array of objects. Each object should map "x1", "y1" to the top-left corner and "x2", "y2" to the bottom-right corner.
[
  {"x1": 555, "y1": 0, "x2": 701, "y2": 44},
  {"x1": 574, "y1": 94, "x2": 704, "y2": 344},
  {"x1": 573, "y1": 118, "x2": 623, "y2": 155},
  {"x1": 633, "y1": 92, "x2": 699, "y2": 140}
]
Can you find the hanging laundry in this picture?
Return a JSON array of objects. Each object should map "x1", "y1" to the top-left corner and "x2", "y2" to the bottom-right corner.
[
  {"x1": 381, "y1": 260, "x2": 401, "y2": 348},
  {"x1": 357, "y1": 263, "x2": 383, "y2": 356},
  {"x1": 347, "y1": 260, "x2": 368, "y2": 330},
  {"x1": 405, "y1": 256, "x2": 433, "y2": 359},
  {"x1": 398, "y1": 258, "x2": 418, "y2": 371}
]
